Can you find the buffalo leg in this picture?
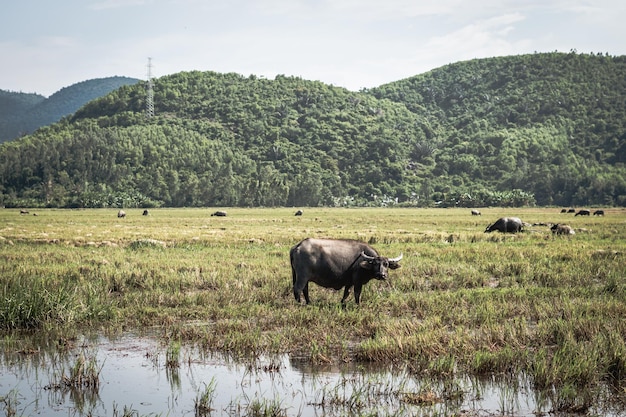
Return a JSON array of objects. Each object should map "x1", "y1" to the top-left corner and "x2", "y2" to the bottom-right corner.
[
  {"x1": 294, "y1": 280, "x2": 304, "y2": 303},
  {"x1": 341, "y1": 286, "x2": 352, "y2": 305},
  {"x1": 293, "y1": 280, "x2": 301, "y2": 302},
  {"x1": 353, "y1": 284, "x2": 363, "y2": 304},
  {"x1": 303, "y1": 282, "x2": 311, "y2": 304}
]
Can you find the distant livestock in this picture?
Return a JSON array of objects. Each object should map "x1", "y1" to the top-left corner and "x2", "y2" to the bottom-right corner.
[
  {"x1": 471, "y1": 209, "x2": 481, "y2": 216},
  {"x1": 295, "y1": 209, "x2": 303, "y2": 216},
  {"x1": 551, "y1": 224, "x2": 575, "y2": 235},
  {"x1": 20, "y1": 209, "x2": 29, "y2": 215},
  {"x1": 211, "y1": 210, "x2": 227, "y2": 217},
  {"x1": 142, "y1": 209, "x2": 150, "y2": 216},
  {"x1": 290, "y1": 238, "x2": 402, "y2": 305},
  {"x1": 593, "y1": 210, "x2": 605, "y2": 216},
  {"x1": 575, "y1": 209, "x2": 591, "y2": 216},
  {"x1": 560, "y1": 209, "x2": 567, "y2": 213},
  {"x1": 567, "y1": 208, "x2": 576, "y2": 213},
  {"x1": 117, "y1": 210, "x2": 126, "y2": 218},
  {"x1": 485, "y1": 217, "x2": 524, "y2": 233}
]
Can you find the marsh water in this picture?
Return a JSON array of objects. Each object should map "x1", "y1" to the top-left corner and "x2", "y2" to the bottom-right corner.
[{"x1": 0, "y1": 331, "x2": 621, "y2": 417}]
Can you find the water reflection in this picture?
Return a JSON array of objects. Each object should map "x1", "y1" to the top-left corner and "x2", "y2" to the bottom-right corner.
[{"x1": 0, "y1": 332, "x2": 621, "y2": 416}]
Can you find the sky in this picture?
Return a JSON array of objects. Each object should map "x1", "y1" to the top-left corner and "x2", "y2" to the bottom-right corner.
[{"x1": 2, "y1": 0, "x2": 625, "y2": 97}]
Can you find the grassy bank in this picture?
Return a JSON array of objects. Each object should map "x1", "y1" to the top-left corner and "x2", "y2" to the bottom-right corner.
[{"x1": 1, "y1": 207, "x2": 625, "y2": 409}]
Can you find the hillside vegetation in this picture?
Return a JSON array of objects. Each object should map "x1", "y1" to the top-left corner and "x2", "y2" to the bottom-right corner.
[
  {"x1": 0, "y1": 76, "x2": 140, "y2": 143},
  {"x1": 0, "y1": 52, "x2": 624, "y2": 208},
  {"x1": 372, "y1": 52, "x2": 626, "y2": 206}
]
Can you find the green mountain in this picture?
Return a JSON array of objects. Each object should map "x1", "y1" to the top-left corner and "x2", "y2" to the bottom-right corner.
[
  {"x1": 370, "y1": 52, "x2": 626, "y2": 206},
  {"x1": 0, "y1": 52, "x2": 624, "y2": 208},
  {"x1": 0, "y1": 91, "x2": 46, "y2": 141},
  {"x1": 0, "y1": 76, "x2": 140, "y2": 142}
]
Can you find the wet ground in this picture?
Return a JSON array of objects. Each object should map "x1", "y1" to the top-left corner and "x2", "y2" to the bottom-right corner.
[{"x1": 0, "y1": 332, "x2": 619, "y2": 416}]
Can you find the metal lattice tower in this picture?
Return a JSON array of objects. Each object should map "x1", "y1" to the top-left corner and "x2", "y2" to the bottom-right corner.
[{"x1": 145, "y1": 57, "x2": 154, "y2": 118}]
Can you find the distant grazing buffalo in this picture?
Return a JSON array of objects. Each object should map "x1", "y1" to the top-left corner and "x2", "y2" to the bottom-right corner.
[
  {"x1": 295, "y1": 209, "x2": 303, "y2": 216},
  {"x1": 471, "y1": 209, "x2": 481, "y2": 216},
  {"x1": 560, "y1": 208, "x2": 567, "y2": 213},
  {"x1": 142, "y1": 209, "x2": 150, "y2": 216},
  {"x1": 575, "y1": 209, "x2": 591, "y2": 216},
  {"x1": 551, "y1": 224, "x2": 575, "y2": 235},
  {"x1": 290, "y1": 238, "x2": 402, "y2": 305},
  {"x1": 117, "y1": 210, "x2": 126, "y2": 218},
  {"x1": 211, "y1": 210, "x2": 227, "y2": 217},
  {"x1": 567, "y1": 208, "x2": 576, "y2": 213},
  {"x1": 19, "y1": 209, "x2": 29, "y2": 215},
  {"x1": 485, "y1": 217, "x2": 524, "y2": 233},
  {"x1": 593, "y1": 210, "x2": 605, "y2": 216}
]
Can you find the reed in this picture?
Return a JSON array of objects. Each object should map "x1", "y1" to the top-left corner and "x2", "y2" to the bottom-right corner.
[
  {"x1": 45, "y1": 352, "x2": 102, "y2": 391},
  {"x1": 239, "y1": 397, "x2": 290, "y2": 417},
  {"x1": 165, "y1": 340, "x2": 181, "y2": 368},
  {"x1": 0, "y1": 389, "x2": 18, "y2": 417},
  {"x1": 194, "y1": 377, "x2": 217, "y2": 417}
]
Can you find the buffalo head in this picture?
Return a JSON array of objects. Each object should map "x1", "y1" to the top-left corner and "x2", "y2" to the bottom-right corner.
[{"x1": 360, "y1": 252, "x2": 403, "y2": 280}]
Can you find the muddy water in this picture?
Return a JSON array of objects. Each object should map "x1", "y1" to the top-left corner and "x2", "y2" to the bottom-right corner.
[{"x1": 0, "y1": 332, "x2": 617, "y2": 416}]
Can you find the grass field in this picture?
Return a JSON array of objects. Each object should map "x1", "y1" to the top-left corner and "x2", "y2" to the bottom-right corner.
[{"x1": 1, "y1": 206, "x2": 625, "y2": 411}]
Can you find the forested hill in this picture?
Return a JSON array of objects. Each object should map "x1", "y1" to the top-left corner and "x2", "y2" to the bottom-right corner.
[
  {"x1": 0, "y1": 52, "x2": 624, "y2": 209},
  {"x1": 370, "y1": 52, "x2": 626, "y2": 206},
  {"x1": 0, "y1": 76, "x2": 140, "y2": 143}
]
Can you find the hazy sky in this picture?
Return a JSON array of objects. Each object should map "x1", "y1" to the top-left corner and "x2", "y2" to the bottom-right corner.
[{"x1": 2, "y1": 0, "x2": 625, "y2": 96}]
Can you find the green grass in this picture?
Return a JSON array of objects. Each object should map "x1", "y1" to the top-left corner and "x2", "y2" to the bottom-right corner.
[{"x1": 1, "y1": 206, "x2": 626, "y2": 407}]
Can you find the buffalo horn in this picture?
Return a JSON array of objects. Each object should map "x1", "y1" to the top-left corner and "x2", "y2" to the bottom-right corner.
[
  {"x1": 360, "y1": 252, "x2": 403, "y2": 262},
  {"x1": 389, "y1": 253, "x2": 403, "y2": 262}
]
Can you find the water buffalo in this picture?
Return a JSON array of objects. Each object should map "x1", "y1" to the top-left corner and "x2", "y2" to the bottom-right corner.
[
  {"x1": 471, "y1": 209, "x2": 481, "y2": 216},
  {"x1": 593, "y1": 210, "x2": 604, "y2": 216},
  {"x1": 551, "y1": 224, "x2": 575, "y2": 235},
  {"x1": 290, "y1": 238, "x2": 402, "y2": 305},
  {"x1": 117, "y1": 210, "x2": 126, "y2": 218},
  {"x1": 211, "y1": 210, "x2": 227, "y2": 217},
  {"x1": 484, "y1": 217, "x2": 524, "y2": 233},
  {"x1": 575, "y1": 209, "x2": 591, "y2": 216},
  {"x1": 295, "y1": 209, "x2": 303, "y2": 216},
  {"x1": 142, "y1": 209, "x2": 150, "y2": 216}
]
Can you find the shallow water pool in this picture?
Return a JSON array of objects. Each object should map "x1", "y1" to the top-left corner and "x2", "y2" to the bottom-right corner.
[{"x1": 0, "y1": 332, "x2": 619, "y2": 416}]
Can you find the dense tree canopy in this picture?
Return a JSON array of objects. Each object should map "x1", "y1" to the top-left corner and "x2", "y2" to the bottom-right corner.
[
  {"x1": 0, "y1": 52, "x2": 624, "y2": 208},
  {"x1": 372, "y1": 52, "x2": 626, "y2": 206}
]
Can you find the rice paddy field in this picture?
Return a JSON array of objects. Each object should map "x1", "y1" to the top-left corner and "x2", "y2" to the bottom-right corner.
[{"x1": 1, "y1": 206, "x2": 625, "y2": 415}]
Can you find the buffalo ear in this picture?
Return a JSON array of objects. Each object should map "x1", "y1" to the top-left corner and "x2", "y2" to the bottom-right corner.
[
  {"x1": 388, "y1": 261, "x2": 401, "y2": 270},
  {"x1": 359, "y1": 260, "x2": 374, "y2": 270}
]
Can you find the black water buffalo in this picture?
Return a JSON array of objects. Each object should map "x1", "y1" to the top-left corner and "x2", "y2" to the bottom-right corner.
[
  {"x1": 142, "y1": 209, "x2": 150, "y2": 216},
  {"x1": 117, "y1": 210, "x2": 126, "y2": 218},
  {"x1": 211, "y1": 210, "x2": 227, "y2": 217},
  {"x1": 551, "y1": 224, "x2": 575, "y2": 235},
  {"x1": 593, "y1": 210, "x2": 605, "y2": 216},
  {"x1": 575, "y1": 209, "x2": 591, "y2": 216},
  {"x1": 290, "y1": 238, "x2": 402, "y2": 305},
  {"x1": 484, "y1": 217, "x2": 524, "y2": 233},
  {"x1": 471, "y1": 209, "x2": 481, "y2": 216},
  {"x1": 295, "y1": 209, "x2": 303, "y2": 216}
]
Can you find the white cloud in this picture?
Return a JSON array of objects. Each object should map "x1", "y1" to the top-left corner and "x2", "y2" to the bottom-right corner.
[
  {"x1": 1, "y1": 0, "x2": 625, "y2": 95},
  {"x1": 89, "y1": 0, "x2": 151, "y2": 11}
]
